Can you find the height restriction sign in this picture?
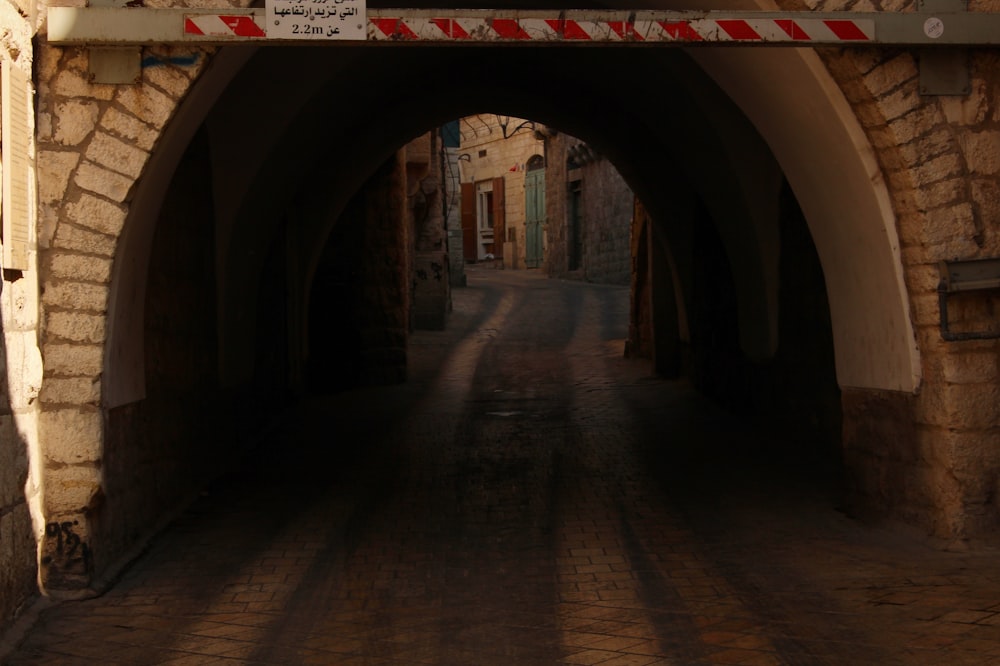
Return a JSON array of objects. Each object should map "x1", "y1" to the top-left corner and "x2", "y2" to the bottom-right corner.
[{"x1": 266, "y1": 0, "x2": 366, "y2": 39}]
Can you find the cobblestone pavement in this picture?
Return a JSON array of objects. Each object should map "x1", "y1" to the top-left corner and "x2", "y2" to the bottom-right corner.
[{"x1": 7, "y1": 267, "x2": 1000, "y2": 665}]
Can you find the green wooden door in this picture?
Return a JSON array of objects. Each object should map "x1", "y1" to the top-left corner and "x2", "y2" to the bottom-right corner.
[{"x1": 524, "y1": 168, "x2": 545, "y2": 268}]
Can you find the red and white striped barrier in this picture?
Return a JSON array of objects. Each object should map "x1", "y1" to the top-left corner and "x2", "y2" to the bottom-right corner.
[
  {"x1": 180, "y1": 12, "x2": 873, "y2": 43},
  {"x1": 184, "y1": 14, "x2": 266, "y2": 38},
  {"x1": 367, "y1": 16, "x2": 875, "y2": 43},
  {"x1": 48, "y1": 7, "x2": 1000, "y2": 47}
]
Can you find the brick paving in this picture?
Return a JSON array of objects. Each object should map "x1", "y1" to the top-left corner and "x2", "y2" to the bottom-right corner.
[{"x1": 6, "y1": 266, "x2": 1000, "y2": 665}]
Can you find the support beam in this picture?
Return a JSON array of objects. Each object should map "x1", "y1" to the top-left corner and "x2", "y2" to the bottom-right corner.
[{"x1": 46, "y1": 7, "x2": 1000, "y2": 47}]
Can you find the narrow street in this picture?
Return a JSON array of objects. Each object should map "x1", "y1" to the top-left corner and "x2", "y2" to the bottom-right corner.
[{"x1": 7, "y1": 267, "x2": 1000, "y2": 665}]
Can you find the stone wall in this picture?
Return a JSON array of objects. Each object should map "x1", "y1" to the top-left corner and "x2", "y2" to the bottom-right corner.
[
  {"x1": 0, "y1": 0, "x2": 41, "y2": 630},
  {"x1": 814, "y1": 22, "x2": 1000, "y2": 539},
  {"x1": 578, "y1": 153, "x2": 632, "y2": 286},
  {"x1": 32, "y1": 36, "x2": 210, "y2": 594},
  {"x1": 545, "y1": 132, "x2": 570, "y2": 277},
  {"x1": 408, "y1": 132, "x2": 450, "y2": 330},
  {"x1": 443, "y1": 146, "x2": 466, "y2": 287},
  {"x1": 545, "y1": 132, "x2": 633, "y2": 286}
]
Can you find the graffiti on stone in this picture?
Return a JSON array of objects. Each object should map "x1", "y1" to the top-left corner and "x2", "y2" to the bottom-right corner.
[{"x1": 41, "y1": 520, "x2": 93, "y2": 578}]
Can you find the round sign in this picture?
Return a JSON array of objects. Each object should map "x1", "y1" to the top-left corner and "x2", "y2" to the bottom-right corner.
[{"x1": 924, "y1": 17, "x2": 945, "y2": 39}]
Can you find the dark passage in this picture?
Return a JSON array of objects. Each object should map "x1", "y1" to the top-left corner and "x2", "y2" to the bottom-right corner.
[{"x1": 8, "y1": 269, "x2": 999, "y2": 666}]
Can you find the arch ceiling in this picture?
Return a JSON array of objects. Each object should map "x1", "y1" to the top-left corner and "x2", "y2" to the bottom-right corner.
[{"x1": 105, "y1": 26, "x2": 920, "y2": 407}]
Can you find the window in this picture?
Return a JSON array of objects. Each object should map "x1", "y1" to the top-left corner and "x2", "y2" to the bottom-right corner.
[{"x1": 476, "y1": 181, "x2": 494, "y2": 231}]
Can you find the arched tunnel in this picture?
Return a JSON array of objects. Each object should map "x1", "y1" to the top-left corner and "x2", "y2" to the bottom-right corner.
[
  {"x1": 87, "y1": 36, "x2": 918, "y2": 603},
  {"x1": 22, "y1": 5, "x2": 1000, "y2": 656},
  {"x1": 86, "y1": 37, "x2": 915, "y2": 564},
  {"x1": 14, "y1": 0, "x2": 1000, "y2": 655}
]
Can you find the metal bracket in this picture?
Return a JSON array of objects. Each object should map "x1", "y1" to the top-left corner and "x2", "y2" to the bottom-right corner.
[
  {"x1": 937, "y1": 257, "x2": 1000, "y2": 341},
  {"x1": 918, "y1": 0, "x2": 970, "y2": 95}
]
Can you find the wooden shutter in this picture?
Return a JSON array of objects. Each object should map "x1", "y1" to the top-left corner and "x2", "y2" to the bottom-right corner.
[
  {"x1": 492, "y1": 176, "x2": 505, "y2": 259},
  {"x1": 2, "y1": 59, "x2": 31, "y2": 271},
  {"x1": 460, "y1": 181, "x2": 476, "y2": 261}
]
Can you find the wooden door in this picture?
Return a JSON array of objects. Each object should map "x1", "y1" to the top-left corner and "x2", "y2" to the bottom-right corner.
[{"x1": 524, "y1": 168, "x2": 545, "y2": 268}]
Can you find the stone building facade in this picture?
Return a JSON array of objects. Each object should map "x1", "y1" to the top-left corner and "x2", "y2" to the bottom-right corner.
[
  {"x1": 543, "y1": 131, "x2": 633, "y2": 286},
  {"x1": 0, "y1": 0, "x2": 999, "y2": 636},
  {"x1": 458, "y1": 114, "x2": 544, "y2": 267}
]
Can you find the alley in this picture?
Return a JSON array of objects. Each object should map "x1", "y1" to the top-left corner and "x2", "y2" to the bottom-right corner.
[{"x1": 7, "y1": 268, "x2": 1000, "y2": 665}]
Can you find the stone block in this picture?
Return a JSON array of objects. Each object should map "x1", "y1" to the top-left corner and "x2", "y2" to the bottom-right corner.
[
  {"x1": 923, "y1": 203, "x2": 975, "y2": 245},
  {"x1": 887, "y1": 106, "x2": 940, "y2": 144},
  {"x1": 43, "y1": 464, "x2": 102, "y2": 513},
  {"x1": 866, "y1": 125, "x2": 897, "y2": 150},
  {"x1": 66, "y1": 192, "x2": 128, "y2": 237},
  {"x1": 919, "y1": 236, "x2": 982, "y2": 264},
  {"x1": 46, "y1": 311, "x2": 106, "y2": 344},
  {"x1": 53, "y1": 100, "x2": 99, "y2": 147},
  {"x1": 919, "y1": 381, "x2": 1000, "y2": 430},
  {"x1": 85, "y1": 133, "x2": 149, "y2": 180},
  {"x1": 863, "y1": 53, "x2": 918, "y2": 97},
  {"x1": 898, "y1": 129, "x2": 953, "y2": 167},
  {"x1": 961, "y1": 130, "x2": 1000, "y2": 175},
  {"x1": 141, "y1": 55, "x2": 198, "y2": 96},
  {"x1": 913, "y1": 178, "x2": 964, "y2": 211},
  {"x1": 74, "y1": 161, "x2": 134, "y2": 203},
  {"x1": 912, "y1": 153, "x2": 963, "y2": 188},
  {"x1": 115, "y1": 83, "x2": 176, "y2": 130},
  {"x1": 887, "y1": 172, "x2": 919, "y2": 212},
  {"x1": 100, "y1": 107, "x2": 159, "y2": 152},
  {"x1": 941, "y1": 352, "x2": 1000, "y2": 385},
  {"x1": 48, "y1": 252, "x2": 113, "y2": 283},
  {"x1": 37, "y1": 151, "x2": 81, "y2": 205},
  {"x1": 39, "y1": 408, "x2": 102, "y2": 464},
  {"x1": 879, "y1": 85, "x2": 924, "y2": 123},
  {"x1": 934, "y1": 428, "x2": 1000, "y2": 474},
  {"x1": 52, "y1": 223, "x2": 117, "y2": 255},
  {"x1": 971, "y1": 178, "x2": 1000, "y2": 220},
  {"x1": 43, "y1": 343, "x2": 103, "y2": 378},
  {"x1": 51, "y1": 69, "x2": 115, "y2": 101},
  {"x1": 42, "y1": 281, "x2": 108, "y2": 313},
  {"x1": 40, "y1": 376, "x2": 101, "y2": 406}
]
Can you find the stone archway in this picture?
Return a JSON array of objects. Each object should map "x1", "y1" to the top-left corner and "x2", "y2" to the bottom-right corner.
[{"x1": 31, "y1": 1, "x2": 1000, "y2": 593}]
